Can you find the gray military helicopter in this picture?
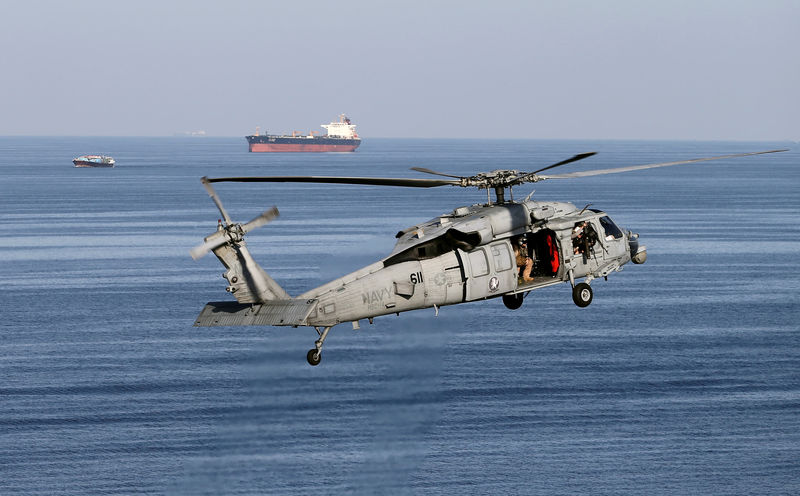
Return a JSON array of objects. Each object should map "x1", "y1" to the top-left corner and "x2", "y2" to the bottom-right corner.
[{"x1": 191, "y1": 149, "x2": 786, "y2": 365}]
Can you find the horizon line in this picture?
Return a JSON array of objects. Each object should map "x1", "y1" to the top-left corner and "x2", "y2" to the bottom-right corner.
[{"x1": 0, "y1": 135, "x2": 795, "y2": 143}]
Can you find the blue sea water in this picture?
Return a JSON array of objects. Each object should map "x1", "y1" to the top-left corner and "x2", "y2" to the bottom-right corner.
[{"x1": 0, "y1": 137, "x2": 798, "y2": 495}]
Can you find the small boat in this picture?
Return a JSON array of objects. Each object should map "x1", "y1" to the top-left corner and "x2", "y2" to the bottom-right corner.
[{"x1": 73, "y1": 155, "x2": 115, "y2": 168}]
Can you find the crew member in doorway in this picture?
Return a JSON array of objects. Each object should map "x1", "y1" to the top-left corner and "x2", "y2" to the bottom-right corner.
[
  {"x1": 514, "y1": 237, "x2": 534, "y2": 283},
  {"x1": 572, "y1": 221, "x2": 597, "y2": 256},
  {"x1": 572, "y1": 222, "x2": 586, "y2": 254}
]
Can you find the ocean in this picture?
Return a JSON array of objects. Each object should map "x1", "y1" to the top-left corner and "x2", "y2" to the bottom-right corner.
[{"x1": 1, "y1": 137, "x2": 798, "y2": 495}]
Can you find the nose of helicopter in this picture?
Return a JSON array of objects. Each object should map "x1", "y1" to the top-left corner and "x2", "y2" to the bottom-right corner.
[{"x1": 628, "y1": 231, "x2": 647, "y2": 264}]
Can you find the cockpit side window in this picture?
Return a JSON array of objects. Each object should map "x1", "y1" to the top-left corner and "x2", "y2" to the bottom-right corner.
[{"x1": 599, "y1": 216, "x2": 623, "y2": 240}]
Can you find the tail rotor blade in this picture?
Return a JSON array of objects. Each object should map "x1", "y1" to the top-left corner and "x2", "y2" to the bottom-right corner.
[
  {"x1": 201, "y1": 176, "x2": 233, "y2": 225},
  {"x1": 190, "y1": 231, "x2": 228, "y2": 260},
  {"x1": 190, "y1": 241, "x2": 213, "y2": 260},
  {"x1": 243, "y1": 206, "x2": 279, "y2": 233}
]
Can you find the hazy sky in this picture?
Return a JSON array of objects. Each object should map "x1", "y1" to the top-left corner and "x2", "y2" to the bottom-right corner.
[{"x1": 2, "y1": 0, "x2": 797, "y2": 140}]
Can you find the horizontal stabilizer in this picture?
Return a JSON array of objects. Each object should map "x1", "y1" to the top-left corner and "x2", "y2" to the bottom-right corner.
[{"x1": 194, "y1": 299, "x2": 317, "y2": 327}]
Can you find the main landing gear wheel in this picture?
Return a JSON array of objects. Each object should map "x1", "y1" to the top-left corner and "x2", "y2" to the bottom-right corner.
[
  {"x1": 307, "y1": 349, "x2": 322, "y2": 366},
  {"x1": 572, "y1": 282, "x2": 593, "y2": 307},
  {"x1": 503, "y1": 293, "x2": 524, "y2": 310}
]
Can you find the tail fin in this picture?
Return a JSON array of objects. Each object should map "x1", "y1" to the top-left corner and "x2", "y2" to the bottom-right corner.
[
  {"x1": 209, "y1": 234, "x2": 289, "y2": 303},
  {"x1": 191, "y1": 177, "x2": 289, "y2": 303}
]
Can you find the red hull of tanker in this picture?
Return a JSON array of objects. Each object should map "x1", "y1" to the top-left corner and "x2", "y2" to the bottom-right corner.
[{"x1": 248, "y1": 142, "x2": 359, "y2": 152}]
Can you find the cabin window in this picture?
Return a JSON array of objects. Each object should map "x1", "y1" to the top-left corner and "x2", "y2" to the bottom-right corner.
[
  {"x1": 599, "y1": 216, "x2": 624, "y2": 240},
  {"x1": 468, "y1": 248, "x2": 489, "y2": 276},
  {"x1": 491, "y1": 243, "x2": 513, "y2": 272},
  {"x1": 384, "y1": 229, "x2": 482, "y2": 267}
]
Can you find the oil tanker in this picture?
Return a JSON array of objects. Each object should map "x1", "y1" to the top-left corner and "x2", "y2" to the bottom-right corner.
[{"x1": 246, "y1": 114, "x2": 361, "y2": 152}]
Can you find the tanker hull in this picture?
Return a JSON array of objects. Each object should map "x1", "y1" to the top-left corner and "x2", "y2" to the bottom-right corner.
[{"x1": 247, "y1": 139, "x2": 360, "y2": 153}]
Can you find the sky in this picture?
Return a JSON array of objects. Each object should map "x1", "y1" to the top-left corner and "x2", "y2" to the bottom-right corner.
[{"x1": 1, "y1": 0, "x2": 798, "y2": 140}]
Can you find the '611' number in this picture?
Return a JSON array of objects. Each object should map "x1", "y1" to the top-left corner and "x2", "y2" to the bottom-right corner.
[{"x1": 410, "y1": 272, "x2": 424, "y2": 284}]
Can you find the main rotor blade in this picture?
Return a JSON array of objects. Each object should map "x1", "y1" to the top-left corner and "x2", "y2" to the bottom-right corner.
[
  {"x1": 201, "y1": 176, "x2": 233, "y2": 225},
  {"x1": 242, "y1": 206, "x2": 279, "y2": 233},
  {"x1": 412, "y1": 153, "x2": 598, "y2": 181},
  {"x1": 532, "y1": 152, "x2": 598, "y2": 174},
  {"x1": 540, "y1": 149, "x2": 788, "y2": 180},
  {"x1": 206, "y1": 176, "x2": 460, "y2": 188},
  {"x1": 410, "y1": 167, "x2": 465, "y2": 179}
]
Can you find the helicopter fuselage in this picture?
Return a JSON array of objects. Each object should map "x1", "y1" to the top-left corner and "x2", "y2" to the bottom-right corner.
[{"x1": 298, "y1": 199, "x2": 644, "y2": 327}]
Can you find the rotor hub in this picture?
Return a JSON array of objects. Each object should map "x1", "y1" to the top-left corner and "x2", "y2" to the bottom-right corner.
[{"x1": 461, "y1": 169, "x2": 542, "y2": 190}]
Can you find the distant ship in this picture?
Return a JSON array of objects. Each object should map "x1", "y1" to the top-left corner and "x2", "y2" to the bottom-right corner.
[
  {"x1": 73, "y1": 155, "x2": 115, "y2": 168},
  {"x1": 246, "y1": 114, "x2": 361, "y2": 152}
]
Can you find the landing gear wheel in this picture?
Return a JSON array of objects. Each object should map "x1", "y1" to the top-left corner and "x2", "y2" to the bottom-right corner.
[
  {"x1": 503, "y1": 293, "x2": 524, "y2": 310},
  {"x1": 306, "y1": 349, "x2": 321, "y2": 366},
  {"x1": 572, "y1": 282, "x2": 593, "y2": 307}
]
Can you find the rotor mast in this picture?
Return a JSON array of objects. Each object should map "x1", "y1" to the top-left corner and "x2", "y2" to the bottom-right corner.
[{"x1": 493, "y1": 185, "x2": 506, "y2": 204}]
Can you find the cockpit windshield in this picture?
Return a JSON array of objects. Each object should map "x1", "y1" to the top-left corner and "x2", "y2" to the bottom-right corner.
[{"x1": 599, "y1": 216, "x2": 624, "y2": 240}]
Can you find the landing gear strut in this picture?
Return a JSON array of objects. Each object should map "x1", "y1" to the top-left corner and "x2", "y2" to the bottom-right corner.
[{"x1": 307, "y1": 326, "x2": 332, "y2": 366}]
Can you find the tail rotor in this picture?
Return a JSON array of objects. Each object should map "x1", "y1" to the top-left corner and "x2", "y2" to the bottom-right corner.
[
  {"x1": 190, "y1": 177, "x2": 279, "y2": 260},
  {"x1": 190, "y1": 177, "x2": 288, "y2": 302}
]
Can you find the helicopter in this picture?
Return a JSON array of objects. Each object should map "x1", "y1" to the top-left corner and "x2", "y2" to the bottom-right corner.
[{"x1": 190, "y1": 149, "x2": 786, "y2": 365}]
